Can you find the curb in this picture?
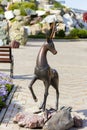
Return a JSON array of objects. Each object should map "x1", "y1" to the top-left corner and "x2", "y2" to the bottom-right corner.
[{"x1": 0, "y1": 85, "x2": 17, "y2": 123}]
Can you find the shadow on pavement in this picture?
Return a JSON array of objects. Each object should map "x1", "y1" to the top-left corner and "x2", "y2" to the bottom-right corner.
[{"x1": 13, "y1": 74, "x2": 34, "y2": 80}]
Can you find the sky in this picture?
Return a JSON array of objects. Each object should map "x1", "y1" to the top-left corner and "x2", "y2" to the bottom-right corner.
[{"x1": 65, "y1": 0, "x2": 87, "y2": 10}]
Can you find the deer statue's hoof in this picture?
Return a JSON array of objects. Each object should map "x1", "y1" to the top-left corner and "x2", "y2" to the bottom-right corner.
[
  {"x1": 34, "y1": 98, "x2": 38, "y2": 102},
  {"x1": 39, "y1": 103, "x2": 43, "y2": 110}
]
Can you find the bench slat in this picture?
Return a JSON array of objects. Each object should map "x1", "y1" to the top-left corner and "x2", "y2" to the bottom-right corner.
[
  {"x1": 0, "y1": 46, "x2": 14, "y2": 77},
  {"x1": 0, "y1": 54, "x2": 9, "y2": 56},
  {"x1": 0, "y1": 58, "x2": 11, "y2": 63},
  {"x1": 0, "y1": 50, "x2": 10, "y2": 52},
  {"x1": 0, "y1": 46, "x2": 11, "y2": 48}
]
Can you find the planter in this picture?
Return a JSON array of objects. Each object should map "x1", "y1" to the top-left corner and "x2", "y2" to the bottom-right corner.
[{"x1": 10, "y1": 40, "x2": 20, "y2": 48}]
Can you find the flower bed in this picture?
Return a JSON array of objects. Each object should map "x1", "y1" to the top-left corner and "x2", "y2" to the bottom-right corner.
[{"x1": 0, "y1": 73, "x2": 14, "y2": 111}]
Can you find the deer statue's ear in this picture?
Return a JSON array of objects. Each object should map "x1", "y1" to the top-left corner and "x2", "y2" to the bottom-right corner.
[
  {"x1": 46, "y1": 22, "x2": 56, "y2": 40},
  {"x1": 47, "y1": 38, "x2": 52, "y2": 43},
  {"x1": 49, "y1": 22, "x2": 56, "y2": 39},
  {"x1": 47, "y1": 38, "x2": 54, "y2": 46}
]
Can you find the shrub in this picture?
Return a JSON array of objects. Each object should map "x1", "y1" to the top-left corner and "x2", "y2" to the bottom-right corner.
[
  {"x1": 22, "y1": 2, "x2": 36, "y2": 10},
  {"x1": 67, "y1": 29, "x2": 87, "y2": 39},
  {"x1": 20, "y1": 6, "x2": 27, "y2": 16},
  {"x1": 29, "y1": 32, "x2": 46, "y2": 39},
  {"x1": 56, "y1": 30, "x2": 65, "y2": 38},
  {"x1": 65, "y1": 35, "x2": 79, "y2": 39},
  {"x1": 68, "y1": 29, "x2": 79, "y2": 38},
  {"x1": 78, "y1": 29, "x2": 87, "y2": 38},
  {"x1": 8, "y1": 2, "x2": 19, "y2": 10},
  {"x1": 0, "y1": 6, "x2": 4, "y2": 14},
  {"x1": 8, "y1": 2, "x2": 36, "y2": 16},
  {"x1": 29, "y1": 29, "x2": 87, "y2": 39}
]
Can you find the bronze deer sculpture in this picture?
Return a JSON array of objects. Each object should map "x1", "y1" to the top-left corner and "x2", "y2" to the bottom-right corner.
[{"x1": 28, "y1": 22, "x2": 59, "y2": 111}]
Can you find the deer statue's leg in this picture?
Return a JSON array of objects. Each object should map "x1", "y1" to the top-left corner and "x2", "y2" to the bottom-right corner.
[
  {"x1": 51, "y1": 70, "x2": 59, "y2": 110},
  {"x1": 55, "y1": 87, "x2": 59, "y2": 110},
  {"x1": 39, "y1": 81, "x2": 49, "y2": 111},
  {"x1": 28, "y1": 75, "x2": 38, "y2": 102},
  {"x1": 55, "y1": 77, "x2": 59, "y2": 111}
]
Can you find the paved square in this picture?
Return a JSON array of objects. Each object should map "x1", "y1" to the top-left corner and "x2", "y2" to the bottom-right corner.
[{"x1": 0, "y1": 39, "x2": 87, "y2": 130}]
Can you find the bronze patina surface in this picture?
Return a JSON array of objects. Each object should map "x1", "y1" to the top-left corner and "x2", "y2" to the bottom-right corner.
[{"x1": 29, "y1": 23, "x2": 59, "y2": 111}]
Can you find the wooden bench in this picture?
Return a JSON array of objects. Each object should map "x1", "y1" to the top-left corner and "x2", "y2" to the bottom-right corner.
[{"x1": 0, "y1": 46, "x2": 14, "y2": 78}]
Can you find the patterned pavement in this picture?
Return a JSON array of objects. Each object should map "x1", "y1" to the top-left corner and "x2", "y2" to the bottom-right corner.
[{"x1": 0, "y1": 39, "x2": 87, "y2": 130}]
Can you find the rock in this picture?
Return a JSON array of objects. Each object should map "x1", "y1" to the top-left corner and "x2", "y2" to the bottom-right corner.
[
  {"x1": 63, "y1": 13, "x2": 73, "y2": 26},
  {"x1": 41, "y1": 23, "x2": 50, "y2": 34},
  {"x1": 36, "y1": 10, "x2": 46, "y2": 16},
  {"x1": 24, "y1": 26, "x2": 31, "y2": 36},
  {"x1": 41, "y1": 14, "x2": 58, "y2": 23},
  {"x1": 13, "y1": 9, "x2": 21, "y2": 16},
  {"x1": 56, "y1": 14, "x2": 63, "y2": 23},
  {"x1": 0, "y1": 14, "x2": 4, "y2": 21},
  {"x1": 25, "y1": 8, "x2": 36, "y2": 16},
  {"x1": 30, "y1": 24, "x2": 41, "y2": 35},
  {"x1": 30, "y1": 16, "x2": 42, "y2": 25},
  {"x1": 1, "y1": 0, "x2": 8, "y2": 6},
  {"x1": 57, "y1": 23, "x2": 65, "y2": 31},
  {"x1": 23, "y1": 16, "x2": 31, "y2": 25},
  {"x1": 43, "y1": 109, "x2": 74, "y2": 130},
  {"x1": 15, "y1": 16, "x2": 23, "y2": 21},
  {"x1": 13, "y1": 112, "x2": 44, "y2": 128},
  {"x1": 0, "y1": 20, "x2": 9, "y2": 45},
  {"x1": 4, "y1": 10, "x2": 14, "y2": 20},
  {"x1": 73, "y1": 116, "x2": 83, "y2": 128},
  {"x1": 13, "y1": 107, "x2": 83, "y2": 130},
  {"x1": 50, "y1": 9, "x2": 61, "y2": 15},
  {"x1": 71, "y1": 112, "x2": 83, "y2": 128}
]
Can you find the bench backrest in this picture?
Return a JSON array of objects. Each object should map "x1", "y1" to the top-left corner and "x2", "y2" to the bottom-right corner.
[{"x1": 0, "y1": 46, "x2": 12, "y2": 63}]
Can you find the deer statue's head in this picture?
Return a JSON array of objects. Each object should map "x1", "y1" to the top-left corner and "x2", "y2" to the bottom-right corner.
[
  {"x1": 46, "y1": 38, "x2": 57, "y2": 55},
  {"x1": 46, "y1": 21, "x2": 57, "y2": 55}
]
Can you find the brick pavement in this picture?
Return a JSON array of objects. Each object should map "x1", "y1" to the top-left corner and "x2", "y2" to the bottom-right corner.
[{"x1": 0, "y1": 39, "x2": 87, "y2": 130}]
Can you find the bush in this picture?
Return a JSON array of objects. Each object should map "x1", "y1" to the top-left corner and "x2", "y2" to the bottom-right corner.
[
  {"x1": 29, "y1": 32, "x2": 46, "y2": 39},
  {"x1": 8, "y1": 2, "x2": 36, "y2": 16},
  {"x1": 78, "y1": 29, "x2": 87, "y2": 38},
  {"x1": 68, "y1": 29, "x2": 79, "y2": 38},
  {"x1": 55, "y1": 30, "x2": 65, "y2": 38},
  {"x1": 0, "y1": 6, "x2": 4, "y2": 14},
  {"x1": 29, "y1": 29, "x2": 87, "y2": 39},
  {"x1": 8, "y1": 2, "x2": 19, "y2": 10},
  {"x1": 67, "y1": 29, "x2": 87, "y2": 39},
  {"x1": 20, "y1": 6, "x2": 27, "y2": 16},
  {"x1": 22, "y1": 2, "x2": 36, "y2": 10}
]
